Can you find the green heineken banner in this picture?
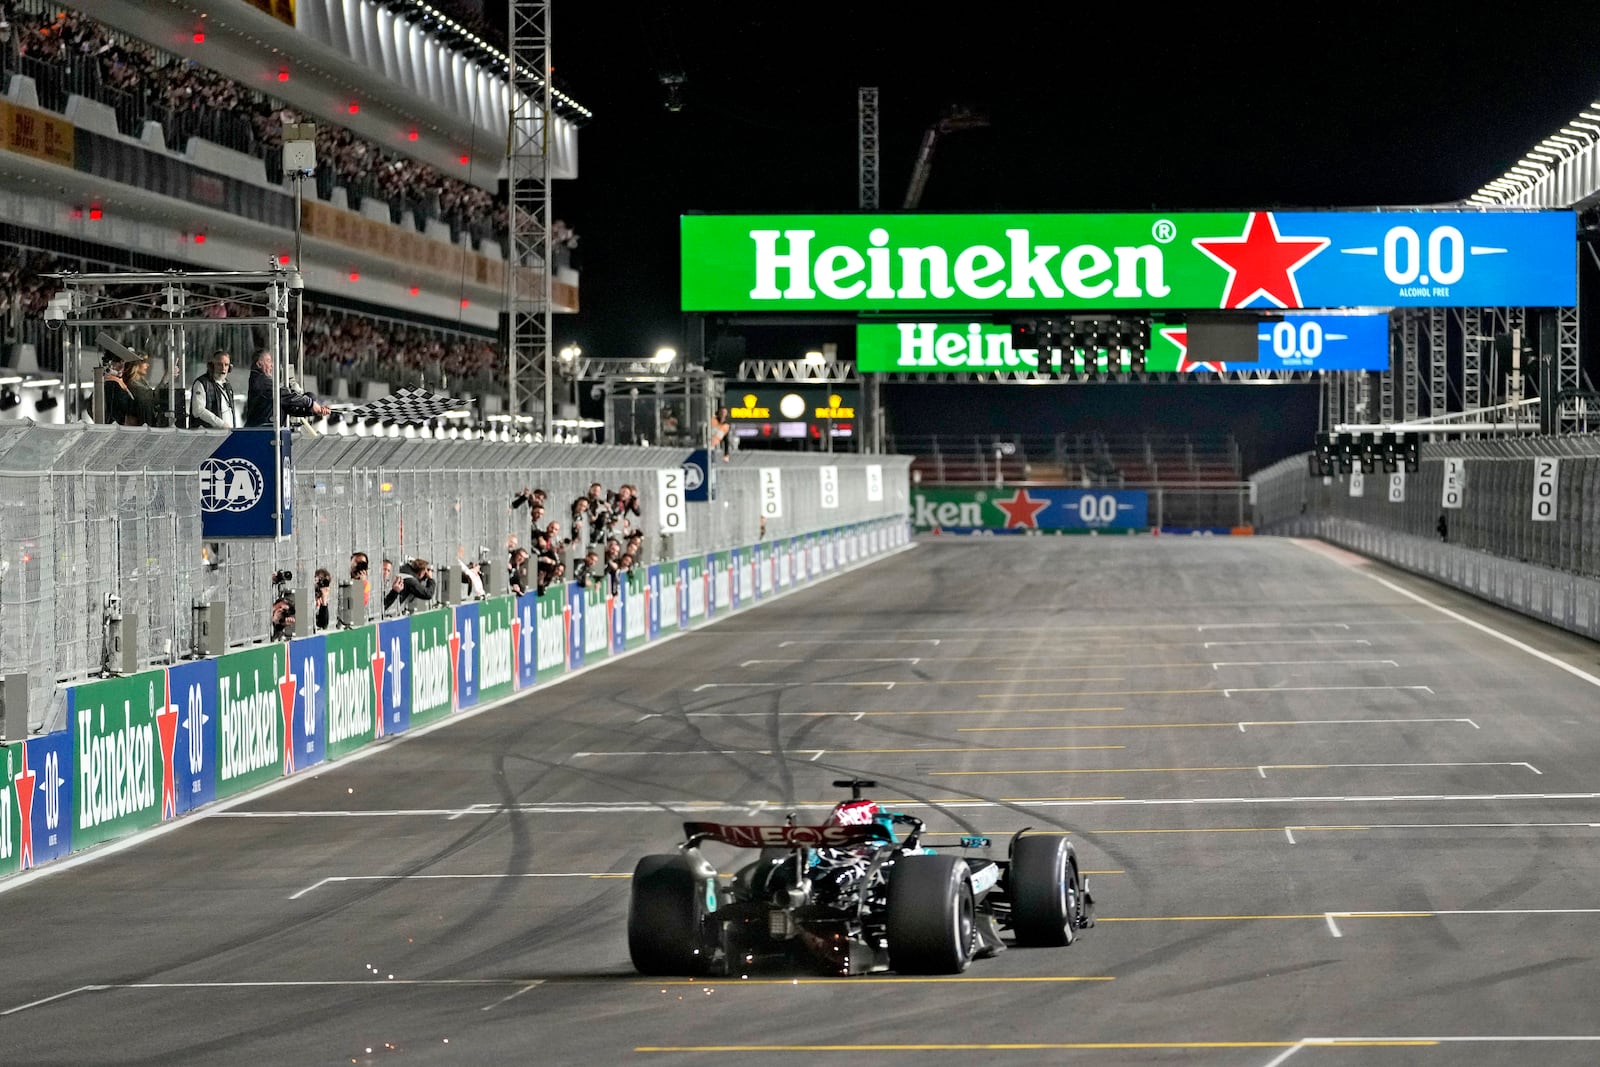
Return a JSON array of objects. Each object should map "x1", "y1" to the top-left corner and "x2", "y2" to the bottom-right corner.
[
  {"x1": 214, "y1": 644, "x2": 288, "y2": 798},
  {"x1": 536, "y1": 589, "x2": 567, "y2": 680},
  {"x1": 0, "y1": 743, "x2": 15, "y2": 876},
  {"x1": 325, "y1": 626, "x2": 378, "y2": 760},
  {"x1": 69, "y1": 670, "x2": 167, "y2": 850},
  {"x1": 682, "y1": 211, "x2": 1575, "y2": 311},
  {"x1": 409, "y1": 608, "x2": 454, "y2": 726},
  {"x1": 625, "y1": 570, "x2": 649, "y2": 649},
  {"x1": 478, "y1": 596, "x2": 516, "y2": 704}
]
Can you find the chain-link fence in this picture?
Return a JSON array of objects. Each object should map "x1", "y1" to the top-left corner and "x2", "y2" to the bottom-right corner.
[
  {"x1": 0, "y1": 424, "x2": 911, "y2": 734},
  {"x1": 1251, "y1": 436, "x2": 1600, "y2": 579}
]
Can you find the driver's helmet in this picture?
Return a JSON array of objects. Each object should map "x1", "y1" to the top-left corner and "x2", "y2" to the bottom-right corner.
[{"x1": 826, "y1": 798, "x2": 898, "y2": 845}]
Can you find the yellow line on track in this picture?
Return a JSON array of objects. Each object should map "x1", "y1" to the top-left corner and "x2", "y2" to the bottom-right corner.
[
  {"x1": 636, "y1": 1041, "x2": 1437, "y2": 1053},
  {"x1": 824, "y1": 745, "x2": 1125, "y2": 755},
  {"x1": 932, "y1": 766, "x2": 1268, "y2": 777},
  {"x1": 812, "y1": 707, "x2": 1128, "y2": 717},
  {"x1": 959, "y1": 722, "x2": 1237, "y2": 732}
]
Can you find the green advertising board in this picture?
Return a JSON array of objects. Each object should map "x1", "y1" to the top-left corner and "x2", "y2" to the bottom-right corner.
[
  {"x1": 857, "y1": 321, "x2": 1194, "y2": 373},
  {"x1": 583, "y1": 582, "x2": 610, "y2": 663},
  {"x1": 215, "y1": 643, "x2": 288, "y2": 798},
  {"x1": 325, "y1": 626, "x2": 378, "y2": 760},
  {"x1": 70, "y1": 669, "x2": 166, "y2": 850},
  {"x1": 0, "y1": 742, "x2": 15, "y2": 876},
  {"x1": 536, "y1": 589, "x2": 566, "y2": 679},
  {"x1": 409, "y1": 608, "x2": 454, "y2": 726},
  {"x1": 478, "y1": 596, "x2": 515, "y2": 704}
]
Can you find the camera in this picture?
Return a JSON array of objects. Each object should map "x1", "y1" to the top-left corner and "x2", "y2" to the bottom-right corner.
[
  {"x1": 272, "y1": 569, "x2": 294, "y2": 585},
  {"x1": 511, "y1": 488, "x2": 535, "y2": 509}
]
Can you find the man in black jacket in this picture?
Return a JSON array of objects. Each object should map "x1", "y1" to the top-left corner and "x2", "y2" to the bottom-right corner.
[
  {"x1": 243, "y1": 348, "x2": 329, "y2": 426},
  {"x1": 384, "y1": 557, "x2": 437, "y2": 612}
]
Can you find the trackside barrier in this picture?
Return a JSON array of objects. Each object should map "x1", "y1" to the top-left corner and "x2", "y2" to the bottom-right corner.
[{"x1": 0, "y1": 519, "x2": 913, "y2": 879}]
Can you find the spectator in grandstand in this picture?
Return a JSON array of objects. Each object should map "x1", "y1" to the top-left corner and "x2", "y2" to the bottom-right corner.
[
  {"x1": 507, "y1": 547, "x2": 531, "y2": 597},
  {"x1": 460, "y1": 559, "x2": 486, "y2": 599},
  {"x1": 536, "y1": 560, "x2": 565, "y2": 597},
  {"x1": 243, "y1": 348, "x2": 330, "y2": 426},
  {"x1": 626, "y1": 529, "x2": 645, "y2": 560},
  {"x1": 313, "y1": 567, "x2": 332, "y2": 630},
  {"x1": 569, "y1": 496, "x2": 593, "y2": 545},
  {"x1": 614, "y1": 552, "x2": 636, "y2": 595},
  {"x1": 99, "y1": 353, "x2": 131, "y2": 425},
  {"x1": 384, "y1": 557, "x2": 436, "y2": 612},
  {"x1": 573, "y1": 549, "x2": 602, "y2": 589},
  {"x1": 350, "y1": 551, "x2": 371, "y2": 608},
  {"x1": 614, "y1": 484, "x2": 642, "y2": 531},
  {"x1": 605, "y1": 548, "x2": 630, "y2": 595},
  {"x1": 122, "y1": 353, "x2": 160, "y2": 427},
  {"x1": 710, "y1": 406, "x2": 732, "y2": 460},
  {"x1": 189, "y1": 350, "x2": 237, "y2": 429},
  {"x1": 270, "y1": 595, "x2": 295, "y2": 641}
]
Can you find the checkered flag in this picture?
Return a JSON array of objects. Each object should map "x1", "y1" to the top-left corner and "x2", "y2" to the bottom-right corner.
[{"x1": 345, "y1": 388, "x2": 468, "y2": 426}]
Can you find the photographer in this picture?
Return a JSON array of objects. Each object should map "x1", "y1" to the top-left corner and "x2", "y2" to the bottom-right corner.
[
  {"x1": 508, "y1": 547, "x2": 532, "y2": 597},
  {"x1": 383, "y1": 557, "x2": 436, "y2": 613},
  {"x1": 537, "y1": 559, "x2": 565, "y2": 597},
  {"x1": 313, "y1": 567, "x2": 332, "y2": 630},
  {"x1": 573, "y1": 549, "x2": 602, "y2": 589},
  {"x1": 350, "y1": 551, "x2": 371, "y2": 608},
  {"x1": 270, "y1": 596, "x2": 296, "y2": 641}
]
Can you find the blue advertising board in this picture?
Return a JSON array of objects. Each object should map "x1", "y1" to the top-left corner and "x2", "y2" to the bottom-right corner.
[
  {"x1": 683, "y1": 448, "x2": 716, "y2": 503},
  {"x1": 283, "y1": 635, "x2": 326, "y2": 772},
  {"x1": 730, "y1": 549, "x2": 743, "y2": 609},
  {"x1": 15, "y1": 728, "x2": 74, "y2": 869},
  {"x1": 677, "y1": 560, "x2": 692, "y2": 629},
  {"x1": 647, "y1": 563, "x2": 663, "y2": 639},
  {"x1": 453, "y1": 603, "x2": 481, "y2": 708},
  {"x1": 567, "y1": 582, "x2": 586, "y2": 671},
  {"x1": 516, "y1": 591, "x2": 540, "y2": 689},
  {"x1": 377, "y1": 618, "x2": 412, "y2": 735},
  {"x1": 164, "y1": 657, "x2": 218, "y2": 813},
  {"x1": 199, "y1": 429, "x2": 293, "y2": 539},
  {"x1": 611, "y1": 582, "x2": 627, "y2": 653}
]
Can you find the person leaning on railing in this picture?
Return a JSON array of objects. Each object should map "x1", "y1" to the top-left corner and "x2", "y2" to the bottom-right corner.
[
  {"x1": 384, "y1": 558, "x2": 436, "y2": 613},
  {"x1": 189, "y1": 350, "x2": 237, "y2": 429}
]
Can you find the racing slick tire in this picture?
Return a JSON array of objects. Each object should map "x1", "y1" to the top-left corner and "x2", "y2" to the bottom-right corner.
[
  {"x1": 629, "y1": 854, "x2": 711, "y2": 975},
  {"x1": 886, "y1": 855, "x2": 976, "y2": 974},
  {"x1": 1010, "y1": 834, "x2": 1082, "y2": 947}
]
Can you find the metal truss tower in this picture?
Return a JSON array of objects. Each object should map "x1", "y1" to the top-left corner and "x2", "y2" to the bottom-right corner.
[
  {"x1": 1425, "y1": 307, "x2": 1447, "y2": 417},
  {"x1": 858, "y1": 88, "x2": 880, "y2": 210},
  {"x1": 506, "y1": 0, "x2": 554, "y2": 434},
  {"x1": 1557, "y1": 305, "x2": 1582, "y2": 432}
]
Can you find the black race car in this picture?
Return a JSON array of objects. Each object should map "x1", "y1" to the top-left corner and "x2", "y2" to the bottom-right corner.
[{"x1": 628, "y1": 779, "x2": 1095, "y2": 976}]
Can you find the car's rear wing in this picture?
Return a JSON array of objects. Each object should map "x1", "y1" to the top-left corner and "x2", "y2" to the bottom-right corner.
[{"x1": 682, "y1": 821, "x2": 892, "y2": 850}]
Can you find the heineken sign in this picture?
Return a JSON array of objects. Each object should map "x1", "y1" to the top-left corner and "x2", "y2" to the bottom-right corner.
[
  {"x1": 681, "y1": 211, "x2": 1575, "y2": 311},
  {"x1": 859, "y1": 314, "x2": 1391, "y2": 373}
]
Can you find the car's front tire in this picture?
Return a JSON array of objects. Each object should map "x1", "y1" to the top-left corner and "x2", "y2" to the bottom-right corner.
[
  {"x1": 628, "y1": 854, "x2": 710, "y2": 975},
  {"x1": 886, "y1": 855, "x2": 976, "y2": 974}
]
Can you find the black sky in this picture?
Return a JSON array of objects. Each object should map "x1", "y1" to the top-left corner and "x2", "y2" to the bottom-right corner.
[{"x1": 512, "y1": 3, "x2": 1600, "y2": 454}]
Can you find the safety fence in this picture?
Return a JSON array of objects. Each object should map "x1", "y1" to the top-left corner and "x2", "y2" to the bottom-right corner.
[
  {"x1": 0, "y1": 422, "x2": 912, "y2": 736},
  {"x1": 0, "y1": 516, "x2": 913, "y2": 879}
]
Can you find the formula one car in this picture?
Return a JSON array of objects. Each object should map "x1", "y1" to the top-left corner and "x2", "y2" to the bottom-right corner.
[{"x1": 627, "y1": 779, "x2": 1095, "y2": 976}]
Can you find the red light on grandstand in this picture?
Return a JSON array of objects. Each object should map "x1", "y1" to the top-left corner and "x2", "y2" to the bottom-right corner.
[
  {"x1": 348, "y1": 272, "x2": 360, "y2": 282},
  {"x1": 69, "y1": 207, "x2": 82, "y2": 220},
  {"x1": 192, "y1": 32, "x2": 205, "y2": 43},
  {"x1": 348, "y1": 103, "x2": 360, "y2": 114},
  {"x1": 193, "y1": 233, "x2": 207, "y2": 244},
  {"x1": 460, "y1": 299, "x2": 471, "y2": 308},
  {"x1": 458, "y1": 154, "x2": 469, "y2": 165},
  {"x1": 88, "y1": 207, "x2": 103, "y2": 221},
  {"x1": 409, "y1": 286, "x2": 421, "y2": 297},
  {"x1": 408, "y1": 130, "x2": 418, "y2": 142},
  {"x1": 277, "y1": 68, "x2": 289, "y2": 82},
  {"x1": 278, "y1": 254, "x2": 290, "y2": 265}
]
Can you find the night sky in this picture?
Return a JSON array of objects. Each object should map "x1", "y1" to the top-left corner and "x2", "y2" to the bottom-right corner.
[{"x1": 498, "y1": 3, "x2": 1600, "y2": 461}]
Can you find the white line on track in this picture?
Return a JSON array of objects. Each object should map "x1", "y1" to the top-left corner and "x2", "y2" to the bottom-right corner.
[
  {"x1": 288, "y1": 873, "x2": 626, "y2": 900},
  {"x1": 481, "y1": 981, "x2": 545, "y2": 1011},
  {"x1": 1, "y1": 979, "x2": 550, "y2": 1017},
  {"x1": 1294, "y1": 540, "x2": 1600, "y2": 691},
  {"x1": 1324, "y1": 914, "x2": 1343, "y2": 938},
  {"x1": 693, "y1": 682, "x2": 897, "y2": 691},
  {"x1": 1236, "y1": 716, "x2": 1471, "y2": 732},
  {"x1": 1285, "y1": 820, "x2": 1600, "y2": 843},
  {"x1": 1222, "y1": 686, "x2": 1435, "y2": 699},
  {"x1": 741, "y1": 658, "x2": 923, "y2": 666},
  {"x1": 212, "y1": 791, "x2": 1600, "y2": 818},
  {"x1": 1265, "y1": 1038, "x2": 1600, "y2": 1067},
  {"x1": 1203, "y1": 640, "x2": 1372, "y2": 648},
  {"x1": 1212, "y1": 659, "x2": 1397, "y2": 669},
  {"x1": 1253, "y1": 761, "x2": 1538, "y2": 778},
  {"x1": 778, "y1": 639, "x2": 941, "y2": 646}
]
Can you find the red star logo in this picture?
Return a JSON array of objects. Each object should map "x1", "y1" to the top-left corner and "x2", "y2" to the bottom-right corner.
[
  {"x1": 156, "y1": 675, "x2": 179, "y2": 820},
  {"x1": 278, "y1": 652, "x2": 298, "y2": 776},
  {"x1": 448, "y1": 628, "x2": 461, "y2": 709},
  {"x1": 370, "y1": 645, "x2": 386, "y2": 738},
  {"x1": 995, "y1": 488, "x2": 1050, "y2": 528},
  {"x1": 14, "y1": 743, "x2": 35, "y2": 869},
  {"x1": 510, "y1": 617, "x2": 522, "y2": 675},
  {"x1": 1161, "y1": 326, "x2": 1225, "y2": 373},
  {"x1": 1192, "y1": 212, "x2": 1329, "y2": 309}
]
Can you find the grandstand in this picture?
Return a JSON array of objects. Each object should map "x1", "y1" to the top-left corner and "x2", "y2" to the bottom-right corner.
[
  {"x1": 896, "y1": 432, "x2": 1243, "y2": 487},
  {"x1": 0, "y1": 0, "x2": 584, "y2": 418}
]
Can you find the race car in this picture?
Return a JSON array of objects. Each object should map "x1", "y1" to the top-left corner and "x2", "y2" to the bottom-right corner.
[{"x1": 627, "y1": 779, "x2": 1095, "y2": 976}]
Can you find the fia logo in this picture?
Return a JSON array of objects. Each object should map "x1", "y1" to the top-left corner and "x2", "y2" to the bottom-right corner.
[
  {"x1": 198, "y1": 457, "x2": 264, "y2": 513},
  {"x1": 682, "y1": 460, "x2": 705, "y2": 491}
]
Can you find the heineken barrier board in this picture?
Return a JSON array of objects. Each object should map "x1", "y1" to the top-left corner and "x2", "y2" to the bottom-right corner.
[
  {"x1": 13, "y1": 728, "x2": 73, "y2": 870},
  {"x1": 377, "y1": 617, "x2": 413, "y2": 736},
  {"x1": 625, "y1": 570, "x2": 649, "y2": 650},
  {"x1": 325, "y1": 626, "x2": 379, "y2": 759},
  {"x1": 857, "y1": 313, "x2": 1391, "y2": 373},
  {"x1": 167, "y1": 657, "x2": 220, "y2": 811},
  {"x1": 409, "y1": 608, "x2": 455, "y2": 725},
  {"x1": 682, "y1": 211, "x2": 1576, "y2": 311},
  {"x1": 611, "y1": 581, "x2": 627, "y2": 653},
  {"x1": 913, "y1": 486, "x2": 1148, "y2": 531},
  {"x1": 453, "y1": 603, "x2": 481, "y2": 708},
  {"x1": 478, "y1": 597, "x2": 516, "y2": 705},
  {"x1": 30, "y1": 522, "x2": 906, "y2": 880},
  {"x1": 535, "y1": 589, "x2": 567, "y2": 680},
  {"x1": 214, "y1": 644, "x2": 288, "y2": 798},
  {"x1": 282, "y1": 635, "x2": 325, "y2": 772},
  {"x1": 70, "y1": 670, "x2": 167, "y2": 850}
]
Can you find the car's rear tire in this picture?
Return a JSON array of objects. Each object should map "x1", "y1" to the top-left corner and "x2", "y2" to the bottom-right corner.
[
  {"x1": 887, "y1": 855, "x2": 975, "y2": 974},
  {"x1": 1010, "y1": 834, "x2": 1079, "y2": 947},
  {"x1": 628, "y1": 854, "x2": 709, "y2": 975}
]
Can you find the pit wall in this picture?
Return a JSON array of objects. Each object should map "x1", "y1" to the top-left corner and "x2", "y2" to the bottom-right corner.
[{"x1": 0, "y1": 519, "x2": 913, "y2": 879}]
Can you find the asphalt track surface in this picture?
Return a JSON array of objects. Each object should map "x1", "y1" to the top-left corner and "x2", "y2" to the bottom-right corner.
[{"x1": 5, "y1": 536, "x2": 1600, "y2": 1066}]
